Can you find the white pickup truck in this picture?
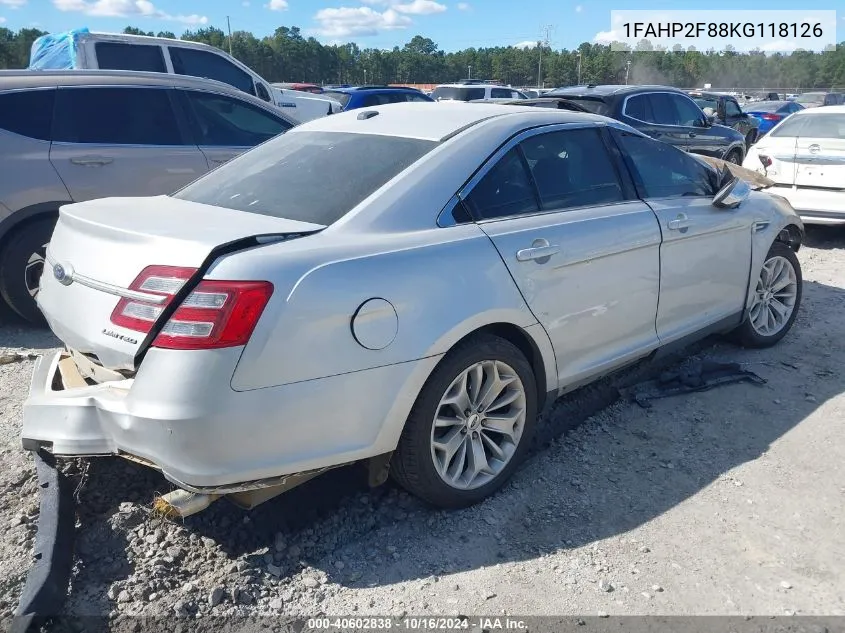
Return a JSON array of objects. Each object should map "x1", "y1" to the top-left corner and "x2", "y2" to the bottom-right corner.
[{"x1": 29, "y1": 29, "x2": 342, "y2": 123}]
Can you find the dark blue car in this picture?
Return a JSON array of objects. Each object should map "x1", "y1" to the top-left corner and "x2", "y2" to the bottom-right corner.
[{"x1": 323, "y1": 86, "x2": 434, "y2": 111}]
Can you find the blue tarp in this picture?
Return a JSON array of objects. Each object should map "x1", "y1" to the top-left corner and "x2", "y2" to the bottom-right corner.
[{"x1": 29, "y1": 28, "x2": 90, "y2": 70}]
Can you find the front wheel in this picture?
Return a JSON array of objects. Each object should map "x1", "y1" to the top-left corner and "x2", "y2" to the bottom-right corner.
[
  {"x1": 725, "y1": 148, "x2": 743, "y2": 165},
  {"x1": 732, "y1": 241, "x2": 802, "y2": 348},
  {"x1": 391, "y1": 334, "x2": 538, "y2": 508}
]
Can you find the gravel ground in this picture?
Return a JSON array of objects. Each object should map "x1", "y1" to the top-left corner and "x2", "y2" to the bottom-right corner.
[{"x1": 1, "y1": 227, "x2": 844, "y2": 622}]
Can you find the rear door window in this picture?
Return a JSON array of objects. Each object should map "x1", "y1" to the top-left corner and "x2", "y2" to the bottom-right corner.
[
  {"x1": 182, "y1": 90, "x2": 292, "y2": 147},
  {"x1": 95, "y1": 42, "x2": 167, "y2": 72},
  {"x1": 0, "y1": 89, "x2": 56, "y2": 140},
  {"x1": 491, "y1": 88, "x2": 512, "y2": 99},
  {"x1": 174, "y1": 131, "x2": 437, "y2": 225},
  {"x1": 520, "y1": 128, "x2": 624, "y2": 210},
  {"x1": 463, "y1": 147, "x2": 539, "y2": 220},
  {"x1": 53, "y1": 87, "x2": 185, "y2": 146},
  {"x1": 169, "y1": 47, "x2": 256, "y2": 96}
]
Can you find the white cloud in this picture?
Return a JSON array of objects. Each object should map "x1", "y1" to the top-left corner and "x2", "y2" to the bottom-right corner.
[
  {"x1": 513, "y1": 40, "x2": 537, "y2": 49},
  {"x1": 761, "y1": 40, "x2": 799, "y2": 53},
  {"x1": 52, "y1": 0, "x2": 208, "y2": 24},
  {"x1": 265, "y1": 0, "x2": 287, "y2": 10},
  {"x1": 361, "y1": 0, "x2": 445, "y2": 14},
  {"x1": 393, "y1": 0, "x2": 445, "y2": 14},
  {"x1": 593, "y1": 30, "x2": 619, "y2": 44},
  {"x1": 242, "y1": 0, "x2": 250, "y2": 6},
  {"x1": 575, "y1": 4, "x2": 583, "y2": 12},
  {"x1": 312, "y1": 6, "x2": 412, "y2": 38},
  {"x1": 456, "y1": 1, "x2": 470, "y2": 9},
  {"x1": 0, "y1": 16, "x2": 5, "y2": 22},
  {"x1": 0, "y1": 0, "x2": 26, "y2": 8}
]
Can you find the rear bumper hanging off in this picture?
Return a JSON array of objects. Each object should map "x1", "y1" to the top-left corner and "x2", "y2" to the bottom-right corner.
[{"x1": 11, "y1": 450, "x2": 75, "y2": 633}]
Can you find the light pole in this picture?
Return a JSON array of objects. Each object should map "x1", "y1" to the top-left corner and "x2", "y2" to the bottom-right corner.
[
  {"x1": 468, "y1": 65, "x2": 472, "y2": 80},
  {"x1": 364, "y1": 68, "x2": 367, "y2": 85},
  {"x1": 576, "y1": 51, "x2": 582, "y2": 85},
  {"x1": 625, "y1": 60, "x2": 631, "y2": 85}
]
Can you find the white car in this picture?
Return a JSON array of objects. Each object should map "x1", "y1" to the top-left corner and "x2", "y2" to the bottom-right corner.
[
  {"x1": 743, "y1": 105, "x2": 845, "y2": 225},
  {"x1": 29, "y1": 30, "x2": 342, "y2": 123},
  {"x1": 432, "y1": 83, "x2": 528, "y2": 102}
]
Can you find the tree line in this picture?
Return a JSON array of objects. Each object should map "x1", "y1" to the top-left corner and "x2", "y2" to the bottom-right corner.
[{"x1": 2, "y1": 24, "x2": 844, "y2": 91}]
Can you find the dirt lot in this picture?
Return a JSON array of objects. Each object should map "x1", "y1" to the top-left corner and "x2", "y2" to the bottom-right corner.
[{"x1": 1, "y1": 227, "x2": 844, "y2": 621}]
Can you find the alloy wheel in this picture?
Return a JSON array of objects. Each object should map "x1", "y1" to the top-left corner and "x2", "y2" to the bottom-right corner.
[
  {"x1": 430, "y1": 360, "x2": 526, "y2": 490},
  {"x1": 749, "y1": 255, "x2": 798, "y2": 337},
  {"x1": 24, "y1": 243, "x2": 48, "y2": 299}
]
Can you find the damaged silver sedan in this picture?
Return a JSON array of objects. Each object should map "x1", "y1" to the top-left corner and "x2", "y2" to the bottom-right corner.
[{"x1": 23, "y1": 102, "x2": 804, "y2": 516}]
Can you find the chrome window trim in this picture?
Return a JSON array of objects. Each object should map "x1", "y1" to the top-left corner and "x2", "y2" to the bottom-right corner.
[
  {"x1": 436, "y1": 121, "x2": 632, "y2": 226},
  {"x1": 621, "y1": 90, "x2": 706, "y2": 128}
]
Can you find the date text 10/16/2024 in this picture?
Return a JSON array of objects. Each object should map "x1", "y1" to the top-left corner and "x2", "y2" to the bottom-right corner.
[{"x1": 307, "y1": 617, "x2": 528, "y2": 631}]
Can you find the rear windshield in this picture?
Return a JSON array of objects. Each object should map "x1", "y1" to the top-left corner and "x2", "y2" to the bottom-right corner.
[
  {"x1": 173, "y1": 131, "x2": 437, "y2": 225},
  {"x1": 795, "y1": 92, "x2": 825, "y2": 104},
  {"x1": 692, "y1": 97, "x2": 718, "y2": 112},
  {"x1": 544, "y1": 95, "x2": 611, "y2": 116},
  {"x1": 323, "y1": 91, "x2": 351, "y2": 107},
  {"x1": 432, "y1": 86, "x2": 485, "y2": 101},
  {"x1": 770, "y1": 113, "x2": 845, "y2": 139},
  {"x1": 747, "y1": 101, "x2": 783, "y2": 112}
]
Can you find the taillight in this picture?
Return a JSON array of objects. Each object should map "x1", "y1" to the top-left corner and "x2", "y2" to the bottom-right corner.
[
  {"x1": 152, "y1": 280, "x2": 273, "y2": 350},
  {"x1": 110, "y1": 266, "x2": 197, "y2": 333},
  {"x1": 109, "y1": 265, "x2": 273, "y2": 350},
  {"x1": 761, "y1": 113, "x2": 782, "y2": 121},
  {"x1": 758, "y1": 154, "x2": 773, "y2": 168}
]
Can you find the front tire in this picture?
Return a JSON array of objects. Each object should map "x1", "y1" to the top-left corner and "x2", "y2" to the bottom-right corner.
[
  {"x1": 732, "y1": 241, "x2": 802, "y2": 348},
  {"x1": 391, "y1": 334, "x2": 538, "y2": 508},
  {"x1": 0, "y1": 218, "x2": 56, "y2": 324},
  {"x1": 726, "y1": 148, "x2": 743, "y2": 165}
]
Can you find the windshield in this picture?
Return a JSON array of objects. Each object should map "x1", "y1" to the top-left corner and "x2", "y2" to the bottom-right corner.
[
  {"x1": 323, "y1": 91, "x2": 352, "y2": 107},
  {"x1": 432, "y1": 86, "x2": 485, "y2": 101},
  {"x1": 747, "y1": 101, "x2": 783, "y2": 112},
  {"x1": 543, "y1": 95, "x2": 611, "y2": 116},
  {"x1": 795, "y1": 92, "x2": 825, "y2": 104},
  {"x1": 174, "y1": 132, "x2": 438, "y2": 225},
  {"x1": 770, "y1": 113, "x2": 845, "y2": 138}
]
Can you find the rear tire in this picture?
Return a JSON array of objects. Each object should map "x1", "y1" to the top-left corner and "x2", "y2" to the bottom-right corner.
[
  {"x1": 745, "y1": 130, "x2": 757, "y2": 150},
  {"x1": 391, "y1": 334, "x2": 538, "y2": 508},
  {"x1": 731, "y1": 241, "x2": 802, "y2": 348},
  {"x1": 0, "y1": 218, "x2": 56, "y2": 324}
]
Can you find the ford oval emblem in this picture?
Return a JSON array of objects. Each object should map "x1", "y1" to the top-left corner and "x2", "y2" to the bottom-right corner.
[
  {"x1": 809, "y1": 144, "x2": 821, "y2": 154},
  {"x1": 53, "y1": 262, "x2": 73, "y2": 286}
]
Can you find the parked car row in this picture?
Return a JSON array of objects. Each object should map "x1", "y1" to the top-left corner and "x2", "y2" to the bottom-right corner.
[
  {"x1": 0, "y1": 70, "x2": 296, "y2": 321},
  {"x1": 22, "y1": 100, "x2": 805, "y2": 515}
]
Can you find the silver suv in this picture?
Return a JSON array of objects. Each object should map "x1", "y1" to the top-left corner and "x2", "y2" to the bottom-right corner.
[{"x1": 0, "y1": 69, "x2": 296, "y2": 322}]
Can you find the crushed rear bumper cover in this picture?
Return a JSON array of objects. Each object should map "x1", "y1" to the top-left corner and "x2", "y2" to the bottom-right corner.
[{"x1": 11, "y1": 449, "x2": 75, "y2": 633}]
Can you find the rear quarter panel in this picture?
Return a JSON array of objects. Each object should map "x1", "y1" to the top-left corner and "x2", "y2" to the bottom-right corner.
[{"x1": 208, "y1": 225, "x2": 555, "y2": 394}]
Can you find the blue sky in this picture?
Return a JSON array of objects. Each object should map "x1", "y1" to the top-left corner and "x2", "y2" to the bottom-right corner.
[{"x1": 0, "y1": 0, "x2": 839, "y2": 51}]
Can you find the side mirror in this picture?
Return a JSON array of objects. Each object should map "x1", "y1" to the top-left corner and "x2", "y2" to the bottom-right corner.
[{"x1": 712, "y1": 176, "x2": 751, "y2": 209}]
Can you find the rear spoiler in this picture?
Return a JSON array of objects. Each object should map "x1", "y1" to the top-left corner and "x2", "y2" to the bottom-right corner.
[{"x1": 696, "y1": 156, "x2": 775, "y2": 191}]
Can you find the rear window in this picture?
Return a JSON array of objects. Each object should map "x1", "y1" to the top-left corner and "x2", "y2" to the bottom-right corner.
[
  {"x1": 324, "y1": 91, "x2": 351, "y2": 108},
  {"x1": 770, "y1": 113, "x2": 845, "y2": 139},
  {"x1": 173, "y1": 131, "x2": 438, "y2": 226},
  {"x1": 546, "y1": 95, "x2": 611, "y2": 115},
  {"x1": 692, "y1": 97, "x2": 718, "y2": 112},
  {"x1": 431, "y1": 87, "x2": 485, "y2": 101},
  {"x1": 0, "y1": 89, "x2": 55, "y2": 140},
  {"x1": 95, "y1": 42, "x2": 167, "y2": 72},
  {"x1": 747, "y1": 101, "x2": 783, "y2": 112}
]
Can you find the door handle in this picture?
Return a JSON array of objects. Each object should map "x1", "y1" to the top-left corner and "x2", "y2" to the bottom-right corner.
[
  {"x1": 70, "y1": 156, "x2": 113, "y2": 167},
  {"x1": 667, "y1": 213, "x2": 691, "y2": 230},
  {"x1": 516, "y1": 239, "x2": 561, "y2": 262},
  {"x1": 688, "y1": 132, "x2": 697, "y2": 138},
  {"x1": 211, "y1": 158, "x2": 230, "y2": 164}
]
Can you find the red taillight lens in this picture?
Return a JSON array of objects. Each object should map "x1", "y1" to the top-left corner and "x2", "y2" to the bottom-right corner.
[
  {"x1": 109, "y1": 265, "x2": 273, "y2": 350},
  {"x1": 758, "y1": 154, "x2": 773, "y2": 168},
  {"x1": 110, "y1": 266, "x2": 198, "y2": 333},
  {"x1": 152, "y1": 280, "x2": 273, "y2": 350},
  {"x1": 761, "y1": 113, "x2": 782, "y2": 121}
]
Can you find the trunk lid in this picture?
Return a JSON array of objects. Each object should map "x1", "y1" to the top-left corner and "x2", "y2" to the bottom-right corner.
[
  {"x1": 38, "y1": 195, "x2": 325, "y2": 371},
  {"x1": 793, "y1": 135, "x2": 845, "y2": 192}
]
